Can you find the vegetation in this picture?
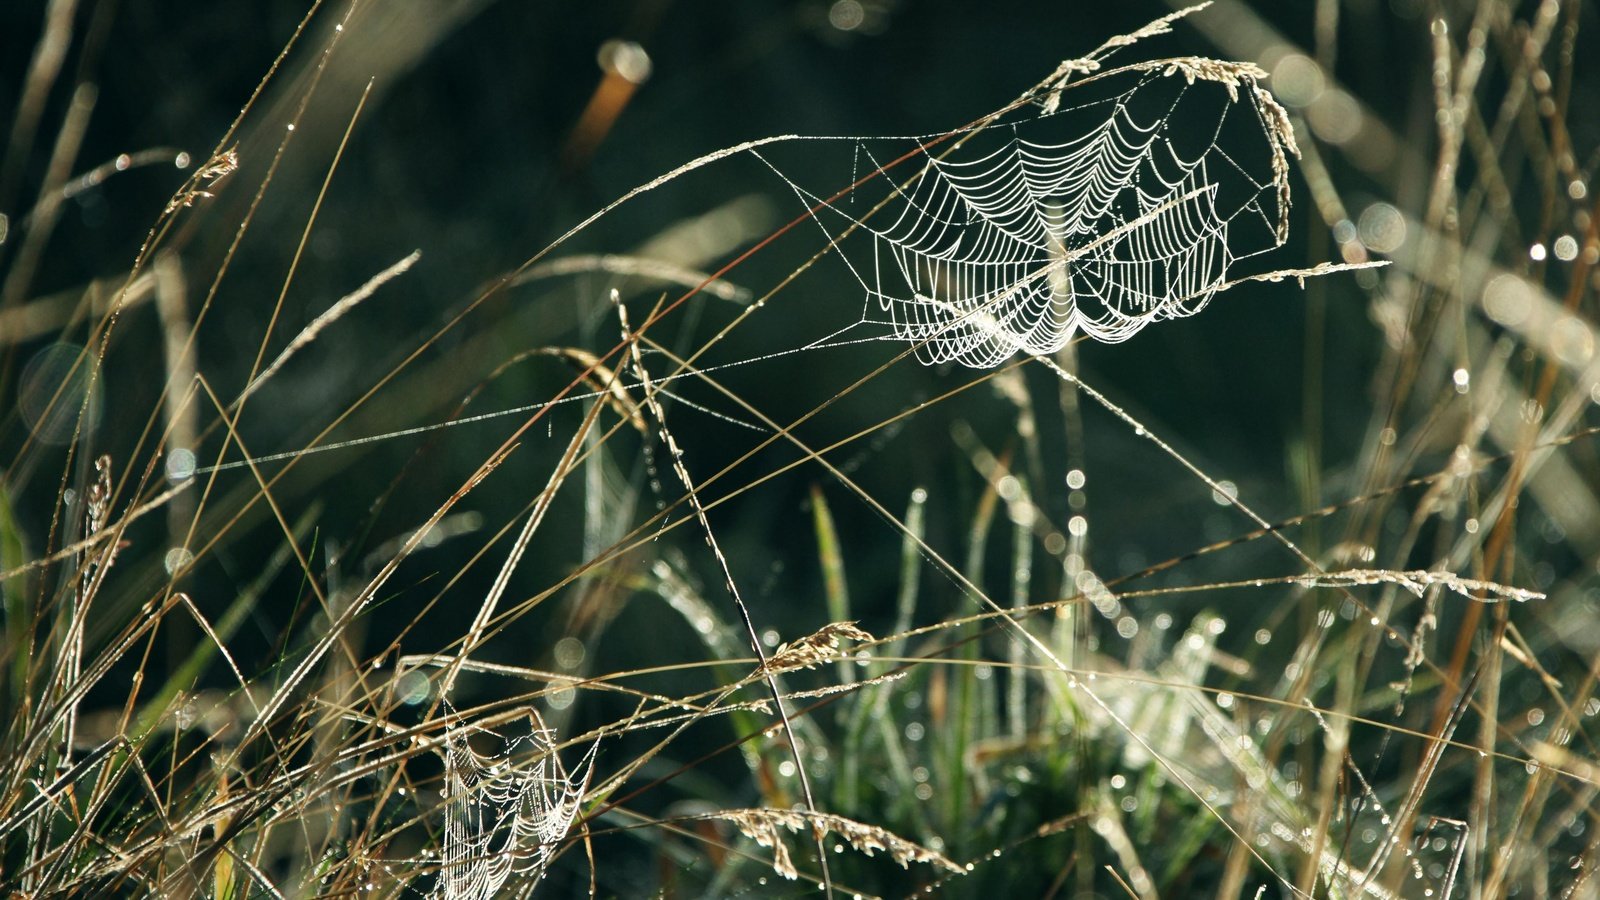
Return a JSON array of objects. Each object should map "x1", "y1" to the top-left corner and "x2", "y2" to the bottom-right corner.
[{"x1": 1, "y1": 1, "x2": 1597, "y2": 896}]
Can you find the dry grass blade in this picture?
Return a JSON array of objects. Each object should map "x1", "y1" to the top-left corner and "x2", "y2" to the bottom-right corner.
[
  {"x1": 712, "y1": 808, "x2": 963, "y2": 881},
  {"x1": 761, "y1": 621, "x2": 873, "y2": 676},
  {"x1": 241, "y1": 249, "x2": 421, "y2": 402},
  {"x1": 1292, "y1": 569, "x2": 1544, "y2": 603}
]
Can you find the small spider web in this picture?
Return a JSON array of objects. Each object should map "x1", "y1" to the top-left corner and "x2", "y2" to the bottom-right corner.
[
  {"x1": 430, "y1": 714, "x2": 597, "y2": 900},
  {"x1": 755, "y1": 65, "x2": 1297, "y2": 369}
]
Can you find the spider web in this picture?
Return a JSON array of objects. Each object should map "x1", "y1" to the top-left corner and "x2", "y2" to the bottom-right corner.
[
  {"x1": 756, "y1": 65, "x2": 1296, "y2": 369},
  {"x1": 432, "y1": 715, "x2": 596, "y2": 900},
  {"x1": 187, "y1": 31, "x2": 1317, "y2": 474}
]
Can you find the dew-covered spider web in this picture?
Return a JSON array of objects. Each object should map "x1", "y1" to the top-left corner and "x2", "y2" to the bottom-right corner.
[
  {"x1": 750, "y1": 60, "x2": 1299, "y2": 369},
  {"x1": 189, "y1": 27, "x2": 1318, "y2": 474},
  {"x1": 431, "y1": 714, "x2": 597, "y2": 900}
]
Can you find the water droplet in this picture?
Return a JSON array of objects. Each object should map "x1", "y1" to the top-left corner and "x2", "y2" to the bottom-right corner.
[
  {"x1": 1211, "y1": 480, "x2": 1239, "y2": 505},
  {"x1": 166, "y1": 448, "x2": 196, "y2": 483},
  {"x1": 554, "y1": 636, "x2": 587, "y2": 669},
  {"x1": 394, "y1": 670, "x2": 430, "y2": 705},
  {"x1": 1554, "y1": 235, "x2": 1580, "y2": 261},
  {"x1": 1358, "y1": 202, "x2": 1407, "y2": 253},
  {"x1": 163, "y1": 547, "x2": 194, "y2": 575}
]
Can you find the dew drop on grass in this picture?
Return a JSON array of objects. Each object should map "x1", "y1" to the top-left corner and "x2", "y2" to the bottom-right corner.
[
  {"x1": 554, "y1": 636, "x2": 587, "y2": 668},
  {"x1": 394, "y1": 670, "x2": 430, "y2": 705},
  {"x1": 163, "y1": 547, "x2": 194, "y2": 575},
  {"x1": 1357, "y1": 203, "x2": 1406, "y2": 252},
  {"x1": 547, "y1": 681, "x2": 576, "y2": 710},
  {"x1": 1211, "y1": 480, "x2": 1238, "y2": 505}
]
